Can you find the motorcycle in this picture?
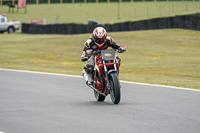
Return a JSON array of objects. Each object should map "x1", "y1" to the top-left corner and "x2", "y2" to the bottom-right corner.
[{"x1": 83, "y1": 49, "x2": 122, "y2": 104}]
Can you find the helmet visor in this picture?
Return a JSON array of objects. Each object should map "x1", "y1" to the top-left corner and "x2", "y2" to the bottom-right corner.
[{"x1": 94, "y1": 37, "x2": 106, "y2": 45}]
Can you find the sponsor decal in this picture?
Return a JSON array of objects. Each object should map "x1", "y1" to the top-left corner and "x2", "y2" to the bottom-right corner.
[
  {"x1": 18, "y1": 0, "x2": 26, "y2": 8},
  {"x1": 92, "y1": 45, "x2": 97, "y2": 49},
  {"x1": 30, "y1": 18, "x2": 43, "y2": 24},
  {"x1": 105, "y1": 53, "x2": 112, "y2": 57},
  {"x1": 85, "y1": 43, "x2": 90, "y2": 48},
  {"x1": 110, "y1": 38, "x2": 113, "y2": 44}
]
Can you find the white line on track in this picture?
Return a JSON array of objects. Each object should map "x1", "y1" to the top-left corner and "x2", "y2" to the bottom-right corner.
[
  {"x1": 0, "y1": 131, "x2": 6, "y2": 133},
  {"x1": 0, "y1": 68, "x2": 199, "y2": 92}
]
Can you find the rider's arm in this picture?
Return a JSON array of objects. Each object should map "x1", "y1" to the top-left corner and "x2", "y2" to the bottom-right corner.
[
  {"x1": 107, "y1": 36, "x2": 120, "y2": 50},
  {"x1": 107, "y1": 36, "x2": 126, "y2": 53},
  {"x1": 83, "y1": 39, "x2": 92, "y2": 51},
  {"x1": 81, "y1": 39, "x2": 92, "y2": 62}
]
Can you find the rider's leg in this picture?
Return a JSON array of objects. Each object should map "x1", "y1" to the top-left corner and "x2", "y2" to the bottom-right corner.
[{"x1": 84, "y1": 55, "x2": 95, "y2": 85}]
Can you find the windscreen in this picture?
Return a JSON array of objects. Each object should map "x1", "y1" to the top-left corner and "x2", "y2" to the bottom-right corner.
[{"x1": 101, "y1": 49, "x2": 115, "y2": 61}]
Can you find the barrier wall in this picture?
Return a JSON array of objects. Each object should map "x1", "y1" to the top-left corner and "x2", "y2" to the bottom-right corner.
[{"x1": 22, "y1": 13, "x2": 200, "y2": 34}]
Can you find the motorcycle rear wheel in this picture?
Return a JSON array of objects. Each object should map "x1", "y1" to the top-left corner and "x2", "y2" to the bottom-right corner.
[
  {"x1": 109, "y1": 72, "x2": 121, "y2": 104},
  {"x1": 94, "y1": 90, "x2": 105, "y2": 102}
]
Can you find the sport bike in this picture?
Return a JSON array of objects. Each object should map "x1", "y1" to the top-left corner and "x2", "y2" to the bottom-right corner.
[{"x1": 83, "y1": 49, "x2": 121, "y2": 104}]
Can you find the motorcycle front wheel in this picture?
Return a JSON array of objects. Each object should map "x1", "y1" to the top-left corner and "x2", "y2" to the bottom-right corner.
[
  {"x1": 94, "y1": 90, "x2": 105, "y2": 102},
  {"x1": 109, "y1": 72, "x2": 121, "y2": 104}
]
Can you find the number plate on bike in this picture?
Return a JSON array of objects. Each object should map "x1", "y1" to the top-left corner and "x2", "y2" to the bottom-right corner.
[{"x1": 101, "y1": 49, "x2": 115, "y2": 61}]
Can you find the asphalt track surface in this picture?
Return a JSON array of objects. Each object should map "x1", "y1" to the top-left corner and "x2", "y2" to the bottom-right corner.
[{"x1": 0, "y1": 69, "x2": 200, "y2": 133}]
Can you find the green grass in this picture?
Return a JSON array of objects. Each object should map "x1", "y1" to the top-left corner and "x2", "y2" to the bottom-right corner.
[
  {"x1": 0, "y1": 29, "x2": 200, "y2": 89},
  {"x1": 0, "y1": 2, "x2": 199, "y2": 24}
]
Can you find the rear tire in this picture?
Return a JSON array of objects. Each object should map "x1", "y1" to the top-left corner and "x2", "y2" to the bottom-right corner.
[
  {"x1": 94, "y1": 90, "x2": 105, "y2": 102},
  {"x1": 109, "y1": 72, "x2": 121, "y2": 104}
]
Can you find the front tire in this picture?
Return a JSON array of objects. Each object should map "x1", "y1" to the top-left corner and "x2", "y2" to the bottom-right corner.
[
  {"x1": 7, "y1": 27, "x2": 15, "y2": 34},
  {"x1": 94, "y1": 90, "x2": 105, "y2": 102},
  {"x1": 109, "y1": 72, "x2": 121, "y2": 104}
]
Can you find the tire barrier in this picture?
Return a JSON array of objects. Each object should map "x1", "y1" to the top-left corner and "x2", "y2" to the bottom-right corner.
[{"x1": 22, "y1": 13, "x2": 200, "y2": 34}]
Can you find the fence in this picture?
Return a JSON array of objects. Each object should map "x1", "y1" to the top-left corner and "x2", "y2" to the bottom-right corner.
[
  {"x1": 1, "y1": 0, "x2": 15, "y2": 6},
  {"x1": 22, "y1": 13, "x2": 200, "y2": 34},
  {"x1": 1, "y1": 0, "x2": 199, "y2": 6}
]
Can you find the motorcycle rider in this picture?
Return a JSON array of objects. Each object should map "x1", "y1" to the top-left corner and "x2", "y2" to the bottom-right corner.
[{"x1": 81, "y1": 27, "x2": 126, "y2": 85}]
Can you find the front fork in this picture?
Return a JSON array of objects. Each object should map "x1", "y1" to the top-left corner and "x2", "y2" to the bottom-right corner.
[{"x1": 103, "y1": 59, "x2": 117, "y2": 90}]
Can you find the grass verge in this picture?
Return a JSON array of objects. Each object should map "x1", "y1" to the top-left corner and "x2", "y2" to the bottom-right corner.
[
  {"x1": 0, "y1": 29, "x2": 200, "y2": 89},
  {"x1": 0, "y1": 2, "x2": 199, "y2": 24}
]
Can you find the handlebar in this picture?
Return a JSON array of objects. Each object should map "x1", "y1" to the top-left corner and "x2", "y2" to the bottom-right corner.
[{"x1": 86, "y1": 49, "x2": 120, "y2": 56}]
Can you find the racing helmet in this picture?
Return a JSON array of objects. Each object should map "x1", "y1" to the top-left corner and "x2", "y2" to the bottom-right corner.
[{"x1": 92, "y1": 27, "x2": 107, "y2": 48}]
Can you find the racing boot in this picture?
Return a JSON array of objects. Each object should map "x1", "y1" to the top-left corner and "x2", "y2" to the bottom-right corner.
[{"x1": 116, "y1": 55, "x2": 122, "y2": 66}]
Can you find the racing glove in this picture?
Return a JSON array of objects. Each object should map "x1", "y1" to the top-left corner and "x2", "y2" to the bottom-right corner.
[
  {"x1": 118, "y1": 46, "x2": 126, "y2": 53},
  {"x1": 81, "y1": 53, "x2": 88, "y2": 62}
]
